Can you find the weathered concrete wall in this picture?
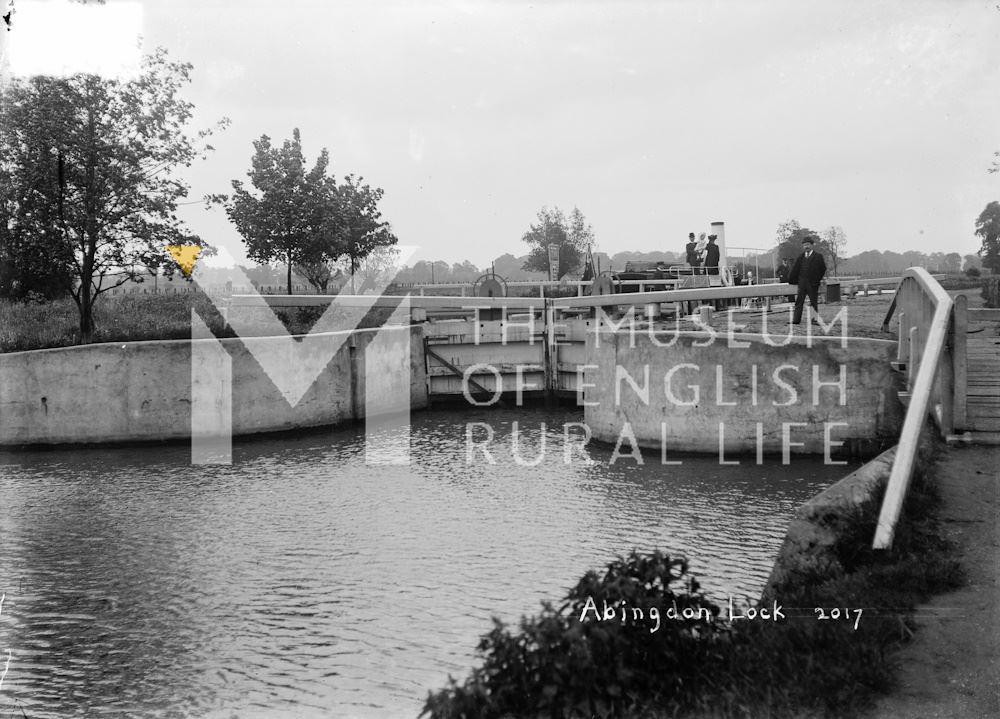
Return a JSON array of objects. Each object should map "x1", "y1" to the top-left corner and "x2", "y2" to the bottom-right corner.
[
  {"x1": 760, "y1": 446, "x2": 896, "y2": 600},
  {"x1": 760, "y1": 423, "x2": 940, "y2": 602},
  {"x1": 583, "y1": 331, "x2": 903, "y2": 455},
  {"x1": 0, "y1": 325, "x2": 427, "y2": 446}
]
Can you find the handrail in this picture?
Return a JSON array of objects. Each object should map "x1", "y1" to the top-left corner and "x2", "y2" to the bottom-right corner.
[
  {"x1": 872, "y1": 267, "x2": 953, "y2": 549},
  {"x1": 231, "y1": 283, "x2": 796, "y2": 310},
  {"x1": 552, "y1": 283, "x2": 792, "y2": 308}
]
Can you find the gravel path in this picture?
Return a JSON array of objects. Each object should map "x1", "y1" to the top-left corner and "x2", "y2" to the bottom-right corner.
[{"x1": 868, "y1": 445, "x2": 1000, "y2": 719}]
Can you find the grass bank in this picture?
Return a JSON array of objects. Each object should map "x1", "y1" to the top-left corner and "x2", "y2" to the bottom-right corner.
[
  {"x1": 0, "y1": 295, "x2": 396, "y2": 353},
  {"x1": 421, "y1": 445, "x2": 961, "y2": 719}
]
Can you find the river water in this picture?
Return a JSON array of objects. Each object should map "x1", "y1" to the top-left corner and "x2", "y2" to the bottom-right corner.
[{"x1": 0, "y1": 408, "x2": 853, "y2": 718}]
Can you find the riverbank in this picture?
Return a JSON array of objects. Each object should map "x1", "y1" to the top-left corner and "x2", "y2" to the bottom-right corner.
[
  {"x1": 867, "y1": 444, "x2": 1000, "y2": 719},
  {"x1": 0, "y1": 293, "x2": 398, "y2": 352},
  {"x1": 421, "y1": 433, "x2": 966, "y2": 718}
]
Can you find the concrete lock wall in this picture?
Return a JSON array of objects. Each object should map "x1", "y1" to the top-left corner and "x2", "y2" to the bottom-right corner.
[
  {"x1": 583, "y1": 331, "x2": 903, "y2": 455},
  {"x1": 0, "y1": 325, "x2": 427, "y2": 446},
  {"x1": 760, "y1": 422, "x2": 941, "y2": 604}
]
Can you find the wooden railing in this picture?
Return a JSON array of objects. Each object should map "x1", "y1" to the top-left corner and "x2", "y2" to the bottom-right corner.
[{"x1": 873, "y1": 268, "x2": 954, "y2": 549}]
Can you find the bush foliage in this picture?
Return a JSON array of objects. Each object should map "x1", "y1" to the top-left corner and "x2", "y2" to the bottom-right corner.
[
  {"x1": 423, "y1": 455, "x2": 962, "y2": 719},
  {"x1": 422, "y1": 550, "x2": 724, "y2": 719}
]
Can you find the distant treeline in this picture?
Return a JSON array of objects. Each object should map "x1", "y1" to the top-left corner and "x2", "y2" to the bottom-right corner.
[{"x1": 113, "y1": 247, "x2": 985, "y2": 293}]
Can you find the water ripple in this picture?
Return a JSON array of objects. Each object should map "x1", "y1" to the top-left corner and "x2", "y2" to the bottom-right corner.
[{"x1": 0, "y1": 408, "x2": 851, "y2": 718}]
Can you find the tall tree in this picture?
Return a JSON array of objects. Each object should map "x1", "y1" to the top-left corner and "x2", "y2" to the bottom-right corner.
[
  {"x1": 336, "y1": 175, "x2": 398, "y2": 284},
  {"x1": 521, "y1": 206, "x2": 594, "y2": 279},
  {"x1": 0, "y1": 48, "x2": 226, "y2": 341},
  {"x1": 776, "y1": 227, "x2": 828, "y2": 263},
  {"x1": 217, "y1": 140, "x2": 398, "y2": 295},
  {"x1": 567, "y1": 206, "x2": 596, "y2": 252},
  {"x1": 218, "y1": 129, "x2": 335, "y2": 294},
  {"x1": 294, "y1": 258, "x2": 343, "y2": 294},
  {"x1": 820, "y1": 226, "x2": 847, "y2": 275},
  {"x1": 774, "y1": 219, "x2": 802, "y2": 245},
  {"x1": 939, "y1": 252, "x2": 962, "y2": 273},
  {"x1": 355, "y1": 245, "x2": 401, "y2": 293},
  {"x1": 975, "y1": 201, "x2": 1000, "y2": 273}
]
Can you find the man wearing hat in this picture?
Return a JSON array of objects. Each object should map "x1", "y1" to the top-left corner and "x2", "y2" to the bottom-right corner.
[
  {"x1": 685, "y1": 232, "x2": 700, "y2": 271},
  {"x1": 788, "y1": 235, "x2": 827, "y2": 324}
]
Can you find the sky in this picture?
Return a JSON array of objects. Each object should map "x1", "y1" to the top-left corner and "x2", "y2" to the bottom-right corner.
[{"x1": 2, "y1": 0, "x2": 999, "y2": 268}]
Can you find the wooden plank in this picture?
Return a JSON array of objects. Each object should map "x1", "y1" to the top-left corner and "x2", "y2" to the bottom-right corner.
[
  {"x1": 968, "y1": 307, "x2": 1000, "y2": 322},
  {"x1": 968, "y1": 417, "x2": 1000, "y2": 432},
  {"x1": 424, "y1": 346, "x2": 503, "y2": 401},
  {"x1": 938, "y1": 316, "x2": 956, "y2": 435},
  {"x1": 968, "y1": 408, "x2": 1000, "y2": 421},
  {"x1": 964, "y1": 431, "x2": 1000, "y2": 445},
  {"x1": 967, "y1": 386, "x2": 1000, "y2": 397},
  {"x1": 953, "y1": 295, "x2": 968, "y2": 431}
]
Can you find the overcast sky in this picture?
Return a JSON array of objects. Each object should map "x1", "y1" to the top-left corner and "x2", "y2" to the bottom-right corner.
[{"x1": 4, "y1": 0, "x2": 1000, "y2": 268}]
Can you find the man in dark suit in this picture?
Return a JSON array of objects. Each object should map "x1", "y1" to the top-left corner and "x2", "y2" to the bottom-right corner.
[
  {"x1": 685, "y1": 232, "x2": 699, "y2": 270},
  {"x1": 789, "y1": 236, "x2": 827, "y2": 324}
]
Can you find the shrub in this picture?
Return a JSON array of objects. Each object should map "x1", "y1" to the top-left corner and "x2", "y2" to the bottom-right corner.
[
  {"x1": 421, "y1": 550, "x2": 724, "y2": 719},
  {"x1": 965, "y1": 267, "x2": 981, "y2": 278}
]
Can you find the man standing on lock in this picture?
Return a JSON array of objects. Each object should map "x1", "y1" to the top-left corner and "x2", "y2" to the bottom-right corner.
[{"x1": 789, "y1": 235, "x2": 827, "y2": 324}]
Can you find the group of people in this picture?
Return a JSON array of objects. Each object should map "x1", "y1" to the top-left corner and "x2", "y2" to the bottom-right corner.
[
  {"x1": 683, "y1": 231, "x2": 827, "y2": 324},
  {"x1": 684, "y1": 232, "x2": 720, "y2": 275}
]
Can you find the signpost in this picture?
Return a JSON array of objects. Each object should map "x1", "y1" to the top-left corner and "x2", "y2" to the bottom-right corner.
[{"x1": 547, "y1": 243, "x2": 560, "y2": 281}]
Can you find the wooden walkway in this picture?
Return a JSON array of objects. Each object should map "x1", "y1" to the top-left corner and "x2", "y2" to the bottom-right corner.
[
  {"x1": 965, "y1": 334, "x2": 1000, "y2": 434},
  {"x1": 953, "y1": 293, "x2": 1000, "y2": 443}
]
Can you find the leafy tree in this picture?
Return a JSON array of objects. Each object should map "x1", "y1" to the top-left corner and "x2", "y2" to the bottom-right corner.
[
  {"x1": 820, "y1": 226, "x2": 847, "y2": 275},
  {"x1": 963, "y1": 253, "x2": 982, "y2": 272},
  {"x1": 568, "y1": 206, "x2": 596, "y2": 252},
  {"x1": 216, "y1": 130, "x2": 397, "y2": 295},
  {"x1": 775, "y1": 219, "x2": 802, "y2": 245},
  {"x1": 775, "y1": 226, "x2": 829, "y2": 264},
  {"x1": 355, "y1": 245, "x2": 401, "y2": 293},
  {"x1": 938, "y1": 252, "x2": 962, "y2": 274},
  {"x1": 216, "y1": 129, "x2": 335, "y2": 295},
  {"x1": 492, "y1": 252, "x2": 545, "y2": 281},
  {"x1": 975, "y1": 201, "x2": 1000, "y2": 273},
  {"x1": 294, "y1": 258, "x2": 343, "y2": 294},
  {"x1": 521, "y1": 206, "x2": 594, "y2": 279},
  {"x1": 0, "y1": 48, "x2": 226, "y2": 341},
  {"x1": 447, "y1": 260, "x2": 479, "y2": 283},
  {"x1": 336, "y1": 175, "x2": 398, "y2": 281}
]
